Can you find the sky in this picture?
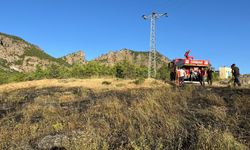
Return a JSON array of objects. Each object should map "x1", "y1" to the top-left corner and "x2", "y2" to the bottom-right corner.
[{"x1": 0, "y1": 0, "x2": 250, "y2": 74}]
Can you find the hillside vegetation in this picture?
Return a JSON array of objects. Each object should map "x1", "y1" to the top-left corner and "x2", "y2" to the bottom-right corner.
[
  {"x1": 0, "y1": 79, "x2": 249, "y2": 149},
  {"x1": 0, "y1": 61, "x2": 169, "y2": 85}
]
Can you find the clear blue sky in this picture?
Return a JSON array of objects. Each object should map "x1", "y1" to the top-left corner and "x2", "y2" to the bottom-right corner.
[{"x1": 1, "y1": 0, "x2": 249, "y2": 73}]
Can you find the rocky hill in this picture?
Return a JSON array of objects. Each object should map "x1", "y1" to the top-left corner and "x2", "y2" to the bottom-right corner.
[
  {"x1": 1, "y1": 33, "x2": 171, "y2": 73},
  {"x1": 94, "y1": 49, "x2": 170, "y2": 67},
  {"x1": 61, "y1": 50, "x2": 86, "y2": 65},
  {"x1": 0, "y1": 33, "x2": 66, "y2": 72}
]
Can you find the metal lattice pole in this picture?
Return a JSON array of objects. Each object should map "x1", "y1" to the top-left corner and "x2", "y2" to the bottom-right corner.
[
  {"x1": 142, "y1": 12, "x2": 167, "y2": 78},
  {"x1": 151, "y1": 16, "x2": 156, "y2": 78}
]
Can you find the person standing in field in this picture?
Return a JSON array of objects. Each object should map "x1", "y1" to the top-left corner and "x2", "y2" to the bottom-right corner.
[
  {"x1": 231, "y1": 64, "x2": 241, "y2": 87},
  {"x1": 207, "y1": 68, "x2": 213, "y2": 86},
  {"x1": 198, "y1": 68, "x2": 206, "y2": 86},
  {"x1": 179, "y1": 68, "x2": 186, "y2": 86}
]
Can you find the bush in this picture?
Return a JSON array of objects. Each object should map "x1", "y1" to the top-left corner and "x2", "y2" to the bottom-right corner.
[
  {"x1": 115, "y1": 61, "x2": 147, "y2": 79},
  {"x1": 212, "y1": 72, "x2": 219, "y2": 81},
  {"x1": 133, "y1": 77, "x2": 145, "y2": 85},
  {"x1": 102, "y1": 81, "x2": 112, "y2": 85},
  {"x1": 0, "y1": 71, "x2": 9, "y2": 84},
  {"x1": 115, "y1": 83, "x2": 125, "y2": 87},
  {"x1": 157, "y1": 64, "x2": 170, "y2": 81},
  {"x1": 115, "y1": 64, "x2": 125, "y2": 78}
]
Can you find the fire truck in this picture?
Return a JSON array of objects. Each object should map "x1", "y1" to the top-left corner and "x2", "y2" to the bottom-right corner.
[{"x1": 169, "y1": 50, "x2": 211, "y2": 83}]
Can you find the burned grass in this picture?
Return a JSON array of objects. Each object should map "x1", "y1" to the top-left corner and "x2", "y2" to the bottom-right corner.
[{"x1": 0, "y1": 85, "x2": 249, "y2": 149}]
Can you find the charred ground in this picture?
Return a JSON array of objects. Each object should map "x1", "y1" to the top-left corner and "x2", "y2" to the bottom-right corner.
[{"x1": 0, "y1": 84, "x2": 249, "y2": 149}]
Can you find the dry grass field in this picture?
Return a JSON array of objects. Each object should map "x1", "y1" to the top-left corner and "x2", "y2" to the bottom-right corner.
[
  {"x1": 0, "y1": 78, "x2": 166, "y2": 93},
  {"x1": 0, "y1": 79, "x2": 249, "y2": 149}
]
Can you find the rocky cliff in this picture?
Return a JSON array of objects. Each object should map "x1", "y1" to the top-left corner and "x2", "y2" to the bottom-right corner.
[
  {"x1": 94, "y1": 49, "x2": 170, "y2": 67},
  {"x1": 61, "y1": 50, "x2": 86, "y2": 65},
  {"x1": 0, "y1": 32, "x2": 170, "y2": 73},
  {"x1": 0, "y1": 33, "x2": 64, "y2": 72}
]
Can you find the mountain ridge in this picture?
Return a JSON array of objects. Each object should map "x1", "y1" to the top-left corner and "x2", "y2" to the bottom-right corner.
[
  {"x1": 0, "y1": 32, "x2": 170, "y2": 72},
  {"x1": 0, "y1": 32, "x2": 65, "y2": 72},
  {"x1": 93, "y1": 48, "x2": 170, "y2": 68}
]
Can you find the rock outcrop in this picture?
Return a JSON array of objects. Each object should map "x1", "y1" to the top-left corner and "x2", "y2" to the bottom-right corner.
[
  {"x1": 0, "y1": 32, "x2": 63, "y2": 72},
  {"x1": 61, "y1": 50, "x2": 86, "y2": 65},
  {"x1": 94, "y1": 48, "x2": 170, "y2": 68},
  {"x1": 0, "y1": 32, "x2": 171, "y2": 73},
  {"x1": 35, "y1": 131, "x2": 85, "y2": 149}
]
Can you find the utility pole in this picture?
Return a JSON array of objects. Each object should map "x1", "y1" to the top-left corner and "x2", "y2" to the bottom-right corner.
[{"x1": 142, "y1": 12, "x2": 167, "y2": 78}]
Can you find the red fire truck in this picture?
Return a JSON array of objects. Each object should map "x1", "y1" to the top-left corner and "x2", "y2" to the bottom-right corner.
[{"x1": 169, "y1": 50, "x2": 211, "y2": 83}]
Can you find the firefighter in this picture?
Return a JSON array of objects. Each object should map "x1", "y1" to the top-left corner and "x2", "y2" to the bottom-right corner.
[
  {"x1": 184, "y1": 50, "x2": 194, "y2": 60},
  {"x1": 231, "y1": 64, "x2": 241, "y2": 87}
]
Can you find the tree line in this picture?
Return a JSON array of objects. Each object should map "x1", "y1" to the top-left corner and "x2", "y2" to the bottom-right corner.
[{"x1": 0, "y1": 61, "x2": 170, "y2": 84}]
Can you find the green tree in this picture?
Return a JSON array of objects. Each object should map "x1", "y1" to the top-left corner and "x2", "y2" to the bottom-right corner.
[
  {"x1": 157, "y1": 64, "x2": 170, "y2": 81},
  {"x1": 114, "y1": 61, "x2": 147, "y2": 79},
  {"x1": 115, "y1": 64, "x2": 125, "y2": 78},
  {"x1": 71, "y1": 63, "x2": 86, "y2": 78},
  {"x1": 45, "y1": 64, "x2": 61, "y2": 79},
  {"x1": 135, "y1": 67, "x2": 148, "y2": 78}
]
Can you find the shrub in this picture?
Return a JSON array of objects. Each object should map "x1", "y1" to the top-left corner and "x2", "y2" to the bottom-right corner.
[
  {"x1": 133, "y1": 77, "x2": 145, "y2": 85},
  {"x1": 0, "y1": 61, "x2": 150, "y2": 84},
  {"x1": 0, "y1": 71, "x2": 9, "y2": 84},
  {"x1": 0, "y1": 58, "x2": 9, "y2": 68},
  {"x1": 157, "y1": 63, "x2": 170, "y2": 81},
  {"x1": 52, "y1": 122, "x2": 64, "y2": 132},
  {"x1": 102, "y1": 81, "x2": 112, "y2": 85},
  {"x1": 115, "y1": 64, "x2": 125, "y2": 78},
  {"x1": 115, "y1": 61, "x2": 147, "y2": 79},
  {"x1": 115, "y1": 83, "x2": 125, "y2": 87},
  {"x1": 212, "y1": 72, "x2": 219, "y2": 81}
]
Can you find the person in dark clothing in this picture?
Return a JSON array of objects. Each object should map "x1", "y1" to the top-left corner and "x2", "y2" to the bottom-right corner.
[
  {"x1": 207, "y1": 68, "x2": 213, "y2": 85},
  {"x1": 231, "y1": 64, "x2": 241, "y2": 87},
  {"x1": 170, "y1": 71, "x2": 176, "y2": 81},
  {"x1": 0, "y1": 40, "x2": 3, "y2": 46},
  {"x1": 168, "y1": 62, "x2": 176, "y2": 81},
  {"x1": 198, "y1": 67, "x2": 206, "y2": 86},
  {"x1": 189, "y1": 69, "x2": 193, "y2": 81}
]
